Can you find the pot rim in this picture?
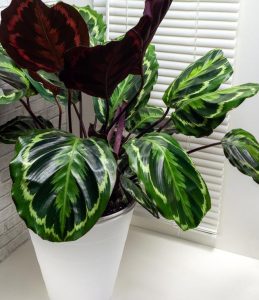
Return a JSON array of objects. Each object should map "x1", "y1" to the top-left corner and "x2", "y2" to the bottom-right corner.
[{"x1": 98, "y1": 200, "x2": 136, "y2": 224}]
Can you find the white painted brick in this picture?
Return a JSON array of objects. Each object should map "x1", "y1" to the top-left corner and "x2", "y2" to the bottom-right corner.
[
  {"x1": 0, "y1": 193, "x2": 12, "y2": 210},
  {"x1": 0, "y1": 213, "x2": 21, "y2": 235},
  {"x1": 0, "y1": 180, "x2": 12, "y2": 197},
  {"x1": 0, "y1": 203, "x2": 17, "y2": 223},
  {"x1": 0, "y1": 80, "x2": 66, "y2": 262},
  {"x1": 0, "y1": 221, "x2": 27, "y2": 248},
  {"x1": 0, "y1": 167, "x2": 10, "y2": 183},
  {"x1": 0, "y1": 144, "x2": 14, "y2": 157},
  {"x1": 0, "y1": 152, "x2": 14, "y2": 171}
]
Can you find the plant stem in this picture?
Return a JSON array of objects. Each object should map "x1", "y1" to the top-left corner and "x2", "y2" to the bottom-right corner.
[
  {"x1": 113, "y1": 104, "x2": 127, "y2": 155},
  {"x1": 188, "y1": 142, "x2": 222, "y2": 155},
  {"x1": 157, "y1": 117, "x2": 172, "y2": 132},
  {"x1": 68, "y1": 90, "x2": 73, "y2": 133},
  {"x1": 72, "y1": 102, "x2": 87, "y2": 138},
  {"x1": 107, "y1": 69, "x2": 145, "y2": 132},
  {"x1": 136, "y1": 107, "x2": 170, "y2": 138},
  {"x1": 53, "y1": 94, "x2": 62, "y2": 130},
  {"x1": 20, "y1": 99, "x2": 43, "y2": 129},
  {"x1": 101, "y1": 98, "x2": 110, "y2": 133},
  {"x1": 79, "y1": 92, "x2": 83, "y2": 138}
]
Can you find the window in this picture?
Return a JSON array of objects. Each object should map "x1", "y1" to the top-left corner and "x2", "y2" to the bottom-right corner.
[{"x1": 94, "y1": 0, "x2": 241, "y2": 245}]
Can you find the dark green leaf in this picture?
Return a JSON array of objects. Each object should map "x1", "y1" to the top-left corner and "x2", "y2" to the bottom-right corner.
[
  {"x1": 25, "y1": 71, "x2": 79, "y2": 105},
  {"x1": 75, "y1": 5, "x2": 106, "y2": 46},
  {"x1": 10, "y1": 131, "x2": 117, "y2": 241},
  {"x1": 0, "y1": 116, "x2": 53, "y2": 144},
  {"x1": 124, "y1": 133, "x2": 211, "y2": 230},
  {"x1": 0, "y1": 88, "x2": 25, "y2": 104},
  {"x1": 93, "y1": 44, "x2": 158, "y2": 123},
  {"x1": 163, "y1": 49, "x2": 233, "y2": 107},
  {"x1": 0, "y1": 46, "x2": 35, "y2": 96},
  {"x1": 222, "y1": 129, "x2": 259, "y2": 183},
  {"x1": 120, "y1": 175, "x2": 159, "y2": 218},
  {"x1": 126, "y1": 105, "x2": 164, "y2": 133},
  {"x1": 172, "y1": 83, "x2": 259, "y2": 137}
]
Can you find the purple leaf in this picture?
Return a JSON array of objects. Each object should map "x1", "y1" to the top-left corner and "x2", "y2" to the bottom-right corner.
[
  {"x1": 60, "y1": 0, "x2": 173, "y2": 98},
  {"x1": 0, "y1": 0, "x2": 89, "y2": 73}
]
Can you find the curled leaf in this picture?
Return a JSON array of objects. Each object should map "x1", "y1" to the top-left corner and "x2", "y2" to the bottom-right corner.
[{"x1": 0, "y1": 0, "x2": 89, "y2": 72}]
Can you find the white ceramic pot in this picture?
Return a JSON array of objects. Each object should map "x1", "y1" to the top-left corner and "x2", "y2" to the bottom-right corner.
[{"x1": 30, "y1": 202, "x2": 135, "y2": 300}]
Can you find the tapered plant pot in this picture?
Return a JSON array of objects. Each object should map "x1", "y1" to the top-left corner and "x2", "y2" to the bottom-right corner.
[{"x1": 29, "y1": 202, "x2": 135, "y2": 300}]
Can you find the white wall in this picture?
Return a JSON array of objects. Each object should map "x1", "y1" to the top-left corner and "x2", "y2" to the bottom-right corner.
[{"x1": 216, "y1": 0, "x2": 259, "y2": 259}]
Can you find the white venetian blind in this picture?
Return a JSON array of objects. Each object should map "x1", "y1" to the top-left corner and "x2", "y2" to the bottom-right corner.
[{"x1": 98, "y1": 1, "x2": 240, "y2": 236}]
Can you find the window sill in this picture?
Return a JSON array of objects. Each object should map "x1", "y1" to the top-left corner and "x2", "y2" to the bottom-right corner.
[{"x1": 0, "y1": 226, "x2": 259, "y2": 300}]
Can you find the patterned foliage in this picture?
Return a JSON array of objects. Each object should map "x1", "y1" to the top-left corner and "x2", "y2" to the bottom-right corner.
[
  {"x1": 0, "y1": 0, "x2": 89, "y2": 72},
  {"x1": 171, "y1": 83, "x2": 259, "y2": 137},
  {"x1": 10, "y1": 131, "x2": 117, "y2": 241},
  {"x1": 0, "y1": 116, "x2": 53, "y2": 144},
  {"x1": 75, "y1": 5, "x2": 106, "y2": 46},
  {"x1": 25, "y1": 71, "x2": 79, "y2": 105},
  {"x1": 124, "y1": 133, "x2": 211, "y2": 230},
  {"x1": 126, "y1": 105, "x2": 164, "y2": 133},
  {"x1": 163, "y1": 49, "x2": 233, "y2": 107},
  {"x1": 222, "y1": 129, "x2": 259, "y2": 183},
  {"x1": 120, "y1": 175, "x2": 159, "y2": 218},
  {"x1": 93, "y1": 45, "x2": 158, "y2": 124},
  {"x1": 0, "y1": 88, "x2": 25, "y2": 104}
]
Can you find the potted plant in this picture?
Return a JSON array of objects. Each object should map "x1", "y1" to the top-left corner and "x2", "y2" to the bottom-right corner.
[{"x1": 0, "y1": 0, "x2": 259, "y2": 299}]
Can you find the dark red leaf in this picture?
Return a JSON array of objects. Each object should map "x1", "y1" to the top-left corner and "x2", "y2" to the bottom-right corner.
[
  {"x1": 59, "y1": 0, "x2": 173, "y2": 98},
  {"x1": 0, "y1": 0, "x2": 89, "y2": 73},
  {"x1": 60, "y1": 30, "x2": 143, "y2": 99}
]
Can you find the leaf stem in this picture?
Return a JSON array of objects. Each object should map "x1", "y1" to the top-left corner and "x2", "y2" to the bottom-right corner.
[
  {"x1": 53, "y1": 94, "x2": 62, "y2": 130},
  {"x1": 72, "y1": 102, "x2": 87, "y2": 138},
  {"x1": 68, "y1": 90, "x2": 73, "y2": 133},
  {"x1": 108, "y1": 68, "x2": 145, "y2": 132},
  {"x1": 20, "y1": 99, "x2": 43, "y2": 129},
  {"x1": 136, "y1": 107, "x2": 170, "y2": 138},
  {"x1": 101, "y1": 98, "x2": 110, "y2": 133},
  {"x1": 188, "y1": 142, "x2": 222, "y2": 155},
  {"x1": 157, "y1": 117, "x2": 172, "y2": 133}
]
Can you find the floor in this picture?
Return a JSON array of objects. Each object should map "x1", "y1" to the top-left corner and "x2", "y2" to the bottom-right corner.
[{"x1": 0, "y1": 226, "x2": 259, "y2": 300}]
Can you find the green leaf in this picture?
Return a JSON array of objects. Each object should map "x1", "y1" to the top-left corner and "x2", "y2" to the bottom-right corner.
[
  {"x1": 124, "y1": 133, "x2": 211, "y2": 230},
  {"x1": 75, "y1": 5, "x2": 106, "y2": 46},
  {"x1": 120, "y1": 175, "x2": 159, "y2": 218},
  {"x1": 0, "y1": 47, "x2": 34, "y2": 96},
  {"x1": 0, "y1": 116, "x2": 53, "y2": 144},
  {"x1": 0, "y1": 88, "x2": 25, "y2": 104},
  {"x1": 222, "y1": 129, "x2": 259, "y2": 183},
  {"x1": 25, "y1": 71, "x2": 79, "y2": 105},
  {"x1": 93, "y1": 44, "x2": 159, "y2": 123},
  {"x1": 126, "y1": 105, "x2": 164, "y2": 133},
  {"x1": 163, "y1": 49, "x2": 233, "y2": 107},
  {"x1": 10, "y1": 131, "x2": 117, "y2": 241},
  {"x1": 172, "y1": 83, "x2": 259, "y2": 137}
]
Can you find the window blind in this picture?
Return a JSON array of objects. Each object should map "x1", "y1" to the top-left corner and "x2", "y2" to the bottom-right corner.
[{"x1": 94, "y1": 0, "x2": 241, "y2": 237}]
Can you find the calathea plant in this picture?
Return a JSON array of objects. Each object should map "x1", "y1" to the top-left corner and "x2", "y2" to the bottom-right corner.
[{"x1": 0, "y1": 0, "x2": 258, "y2": 242}]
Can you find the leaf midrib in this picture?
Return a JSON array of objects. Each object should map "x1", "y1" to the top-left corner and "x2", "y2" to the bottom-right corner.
[{"x1": 60, "y1": 137, "x2": 80, "y2": 235}]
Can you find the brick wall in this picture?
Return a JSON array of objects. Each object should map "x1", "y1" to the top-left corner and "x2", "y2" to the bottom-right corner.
[{"x1": 0, "y1": 93, "x2": 66, "y2": 262}]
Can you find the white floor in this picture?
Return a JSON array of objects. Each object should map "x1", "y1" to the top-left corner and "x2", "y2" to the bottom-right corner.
[{"x1": 0, "y1": 226, "x2": 259, "y2": 300}]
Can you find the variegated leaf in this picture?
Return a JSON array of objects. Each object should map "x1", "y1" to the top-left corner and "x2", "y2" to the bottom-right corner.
[
  {"x1": 93, "y1": 44, "x2": 158, "y2": 123},
  {"x1": 222, "y1": 129, "x2": 259, "y2": 183},
  {"x1": 26, "y1": 71, "x2": 79, "y2": 105},
  {"x1": 120, "y1": 175, "x2": 159, "y2": 218},
  {"x1": 124, "y1": 133, "x2": 211, "y2": 230},
  {"x1": 0, "y1": 47, "x2": 34, "y2": 96},
  {"x1": 163, "y1": 49, "x2": 233, "y2": 107},
  {"x1": 0, "y1": 88, "x2": 25, "y2": 104},
  {"x1": 75, "y1": 5, "x2": 106, "y2": 46},
  {"x1": 126, "y1": 105, "x2": 164, "y2": 133},
  {"x1": 10, "y1": 131, "x2": 117, "y2": 242},
  {"x1": 172, "y1": 83, "x2": 259, "y2": 137},
  {"x1": 0, "y1": 116, "x2": 53, "y2": 144}
]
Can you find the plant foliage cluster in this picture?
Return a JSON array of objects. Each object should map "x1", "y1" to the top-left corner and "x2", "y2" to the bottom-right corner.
[{"x1": 0, "y1": 0, "x2": 258, "y2": 241}]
